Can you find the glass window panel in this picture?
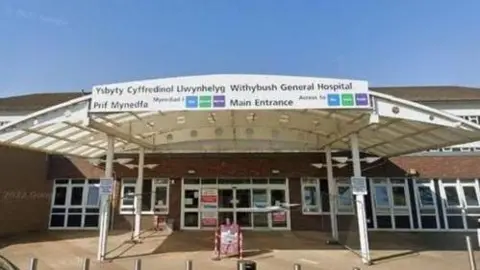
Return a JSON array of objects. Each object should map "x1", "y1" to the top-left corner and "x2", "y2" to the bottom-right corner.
[
  {"x1": 218, "y1": 189, "x2": 234, "y2": 208},
  {"x1": 53, "y1": 187, "x2": 67, "y2": 205},
  {"x1": 122, "y1": 186, "x2": 135, "y2": 206},
  {"x1": 49, "y1": 215, "x2": 65, "y2": 227},
  {"x1": 71, "y1": 179, "x2": 85, "y2": 185},
  {"x1": 269, "y1": 178, "x2": 286, "y2": 184},
  {"x1": 184, "y1": 189, "x2": 199, "y2": 208},
  {"x1": 184, "y1": 178, "x2": 200, "y2": 185},
  {"x1": 392, "y1": 186, "x2": 407, "y2": 206},
  {"x1": 336, "y1": 178, "x2": 350, "y2": 185},
  {"x1": 66, "y1": 215, "x2": 82, "y2": 227},
  {"x1": 270, "y1": 189, "x2": 286, "y2": 206},
  {"x1": 374, "y1": 186, "x2": 390, "y2": 207},
  {"x1": 252, "y1": 178, "x2": 268, "y2": 184},
  {"x1": 373, "y1": 178, "x2": 388, "y2": 184},
  {"x1": 302, "y1": 178, "x2": 317, "y2": 185},
  {"x1": 218, "y1": 212, "x2": 234, "y2": 225},
  {"x1": 302, "y1": 186, "x2": 319, "y2": 212},
  {"x1": 391, "y1": 179, "x2": 405, "y2": 185},
  {"x1": 417, "y1": 186, "x2": 434, "y2": 206},
  {"x1": 86, "y1": 186, "x2": 99, "y2": 206},
  {"x1": 463, "y1": 186, "x2": 479, "y2": 206},
  {"x1": 154, "y1": 178, "x2": 169, "y2": 185},
  {"x1": 445, "y1": 186, "x2": 460, "y2": 206},
  {"x1": 337, "y1": 186, "x2": 353, "y2": 206},
  {"x1": 442, "y1": 179, "x2": 457, "y2": 184},
  {"x1": 253, "y1": 212, "x2": 268, "y2": 228},
  {"x1": 154, "y1": 186, "x2": 168, "y2": 212},
  {"x1": 461, "y1": 179, "x2": 476, "y2": 184},
  {"x1": 184, "y1": 212, "x2": 199, "y2": 227},
  {"x1": 88, "y1": 179, "x2": 100, "y2": 185},
  {"x1": 201, "y1": 212, "x2": 217, "y2": 228},
  {"x1": 84, "y1": 215, "x2": 99, "y2": 227},
  {"x1": 201, "y1": 178, "x2": 217, "y2": 185},
  {"x1": 142, "y1": 180, "x2": 152, "y2": 211},
  {"x1": 70, "y1": 187, "x2": 83, "y2": 206},
  {"x1": 252, "y1": 189, "x2": 268, "y2": 208},
  {"x1": 416, "y1": 180, "x2": 431, "y2": 185},
  {"x1": 236, "y1": 212, "x2": 252, "y2": 227},
  {"x1": 55, "y1": 179, "x2": 68, "y2": 184},
  {"x1": 236, "y1": 189, "x2": 251, "y2": 208}
]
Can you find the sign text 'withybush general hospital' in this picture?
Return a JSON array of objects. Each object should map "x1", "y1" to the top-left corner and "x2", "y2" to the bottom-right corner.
[{"x1": 90, "y1": 74, "x2": 371, "y2": 112}]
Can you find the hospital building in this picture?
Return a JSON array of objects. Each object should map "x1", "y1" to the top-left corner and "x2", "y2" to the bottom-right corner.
[{"x1": 1, "y1": 75, "x2": 480, "y2": 243}]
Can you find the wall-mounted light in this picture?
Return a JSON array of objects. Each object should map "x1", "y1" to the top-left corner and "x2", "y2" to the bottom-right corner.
[
  {"x1": 123, "y1": 164, "x2": 159, "y2": 170},
  {"x1": 332, "y1": 157, "x2": 349, "y2": 163},
  {"x1": 335, "y1": 163, "x2": 348, "y2": 169},
  {"x1": 331, "y1": 156, "x2": 380, "y2": 164},
  {"x1": 406, "y1": 168, "x2": 418, "y2": 177},
  {"x1": 187, "y1": 169, "x2": 196, "y2": 175},
  {"x1": 310, "y1": 163, "x2": 348, "y2": 169},
  {"x1": 364, "y1": 157, "x2": 381, "y2": 164},
  {"x1": 311, "y1": 163, "x2": 323, "y2": 169},
  {"x1": 271, "y1": 169, "x2": 280, "y2": 174},
  {"x1": 88, "y1": 158, "x2": 134, "y2": 166}
]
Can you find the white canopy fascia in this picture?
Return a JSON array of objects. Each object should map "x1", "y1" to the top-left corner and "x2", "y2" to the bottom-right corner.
[{"x1": 1, "y1": 91, "x2": 480, "y2": 158}]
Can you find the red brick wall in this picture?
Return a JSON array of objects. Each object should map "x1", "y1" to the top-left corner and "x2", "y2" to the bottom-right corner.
[
  {"x1": 45, "y1": 153, "x2": 480, "y2": 231},
  {"x1": 0, "y1": 146, "x2": 49, "y2": 237},
  {"x1": 390, "y1": 155, "x2": 480, "y2": 178}
]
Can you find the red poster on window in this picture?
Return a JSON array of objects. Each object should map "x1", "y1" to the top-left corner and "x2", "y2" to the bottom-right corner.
[
  {"x1": 201, "y1": 188, "x2": 218, "y2": 203},
  {"x1": 272, "y1": 212, "x2": 286, "y2": 222},
  {"x1": 202, "y1": 213, "x2": 217, "y2": 226}
]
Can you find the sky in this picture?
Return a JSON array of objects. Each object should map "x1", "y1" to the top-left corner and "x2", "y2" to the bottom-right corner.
[{"x1": 0, "y1": 0, "x2": 479, "y2": 97}]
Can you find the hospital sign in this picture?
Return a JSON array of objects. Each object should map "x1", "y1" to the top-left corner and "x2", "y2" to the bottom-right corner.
[{"x1": 90, "y1": 74, "x2": 371, "y2": 112}]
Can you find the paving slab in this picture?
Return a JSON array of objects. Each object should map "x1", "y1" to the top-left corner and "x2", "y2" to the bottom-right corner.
[{"x1": 1, "y1": 230, "x2": 479, "y2": 270}]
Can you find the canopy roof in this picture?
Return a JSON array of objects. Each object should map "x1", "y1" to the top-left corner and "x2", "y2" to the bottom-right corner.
[{"x1": 1, "y1": 75, "x2": 480, "y2": 158}]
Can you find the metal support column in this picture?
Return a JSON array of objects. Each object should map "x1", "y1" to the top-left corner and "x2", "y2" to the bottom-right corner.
[
  {"x1": 97, "y1": 135, "x2": 114, "y2": 261},
  {"x1": 134, "y1": 147, "x2": 145, "y2": 240},
  {"x1": 326, "y1": 146, "x2": 339, "y2": 241},
  {"x1": 350, "y1": 133, "x2": 371, "y2": 264}
]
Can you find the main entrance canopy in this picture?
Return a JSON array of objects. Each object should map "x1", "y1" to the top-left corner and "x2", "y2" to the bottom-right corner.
[{"x1": 1, "y1": 74, "x2": 480, "y2": 158}]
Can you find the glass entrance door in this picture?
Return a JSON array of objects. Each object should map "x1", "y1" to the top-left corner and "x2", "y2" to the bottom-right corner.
[
  {"x1": 181, "y1": 178, "x2": 290, "y2": 230},
  {"x1": 439, "y1": 179, "x2": 480, "y2": 230},
  {"x1": 370, "y1": 178, "x2": 413, "y2": 230},
  {"x1": 252, "y1": 189, "x2": 269, "y2": 229},
  {"x1": 270, "y1": 189, "x2": 288, "y2": 228},
  {"x1": 217, "y1": 187, "x2": 253, "y2": 229}
]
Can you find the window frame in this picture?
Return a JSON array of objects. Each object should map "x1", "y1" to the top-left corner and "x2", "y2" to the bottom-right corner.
[
  {"x1": 336, "y1": 178, "x2": 355, "y2": 215},
  {"x1": 119, "y1": 178, "x2": 170, "y2": 215},
  {"x1": 301, "y1": 178, "x2": 322, "y2": 215}
]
